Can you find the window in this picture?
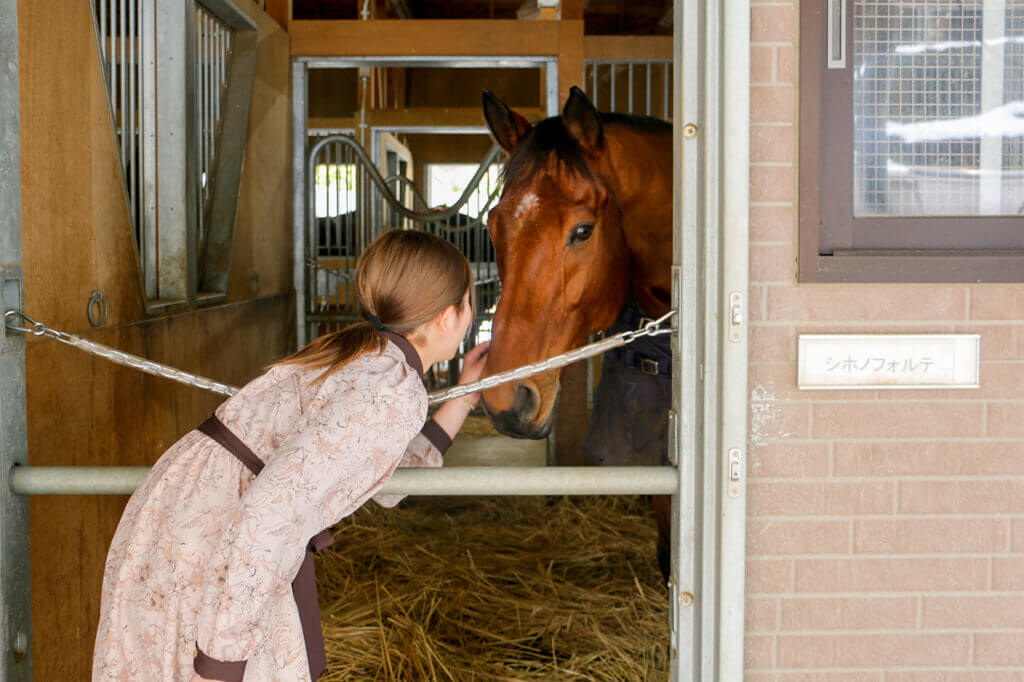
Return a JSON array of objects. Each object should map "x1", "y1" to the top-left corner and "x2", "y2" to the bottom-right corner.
[
  {"x1": 800, "y1": 0, "x2": 1024, "y2": 282},
  {"x1": 426, "y1": 164, "x2": 503, "y2": 218},
  {"x1": 90, "y1": 0, "x2": 258, "y2": 307}
]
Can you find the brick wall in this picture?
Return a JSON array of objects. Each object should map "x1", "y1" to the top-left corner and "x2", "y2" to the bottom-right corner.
[{"x1": 746, "y1": 0, "x2": 1024, "y2": 677}]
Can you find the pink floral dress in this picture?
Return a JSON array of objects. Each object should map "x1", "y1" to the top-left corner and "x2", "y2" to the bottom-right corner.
[{"x1": 92, "y1": 333, "x2": 449, "y2": 681}]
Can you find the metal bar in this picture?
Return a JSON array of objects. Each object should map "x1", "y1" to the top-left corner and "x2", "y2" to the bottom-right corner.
[
  {"x1": 293, "y1": 60, "x2": 309, "y2": 347},
  {"x1": 544, "y1": 57, "x2": 558, "y2": 116},
  {"x1": 0, "y1": 0, "x2": 32, "y2": 673},
  {"x1": 979, "y1": 0, "x2": 1007, "y2": 214},
  {"x1": 646, "y1": 61, "x2": 652, "y2": 115},
  {"x1": 206, "y1": 14, "x2": 213, "y2": 193},
  {"x1": 718, "y1": 0, "x2": 750, "y2": 673},
  {"x1": 591, "y1": 60, "x2": 598, "y2": 105},
  {"x1": 141, "y1": 0, "x2": 157, "y2": 299},
  {"x1": 628, "y1": 62, "x2": 633, "y2": 114},
  {"x1": 128, "y1": 0, "x2": 137, "y2": 230},
  {"x1": 196, "y1": 12, "x2": 205, "y2": 247},
  {"x1": 119, "y1": 0, "x2": 127, "y2": 168},
  {"x1": 100, "y1": 0, "x2": 107, "y2": 65},
  {"x1": 302, "y1": 56, "x2": 552, "y2": 69},
  {"x1": 672, "y1": 0, "x2": 703, "y2": 674},
  {"x1": 10, "y1": 466, "x2": 679, "y2": 497},
  {"x1": 610, "y1": 61, "x2": 616, "y2": 112},
  {"x1": 664, "y1": 61, "x2": 670, "y2": 120}
]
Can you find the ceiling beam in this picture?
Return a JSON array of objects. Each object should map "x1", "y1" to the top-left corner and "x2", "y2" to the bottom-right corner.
[{"x1": 290, "y1": 19, "x2": 561, "y2": 56}]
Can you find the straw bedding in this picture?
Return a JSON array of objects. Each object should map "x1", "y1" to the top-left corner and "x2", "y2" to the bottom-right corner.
[{"x1": 317, "y1": 494, "x2": 670, "y2": 681}]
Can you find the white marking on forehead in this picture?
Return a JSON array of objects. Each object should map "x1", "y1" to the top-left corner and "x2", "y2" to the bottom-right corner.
[{"x1": 514, "y1": 192, "x2": 540, "y2": 220}]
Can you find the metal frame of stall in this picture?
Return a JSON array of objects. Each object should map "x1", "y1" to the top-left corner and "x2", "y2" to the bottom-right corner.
[{"x1": 0, "y1": 0, "x2": 748, "y2": 677}]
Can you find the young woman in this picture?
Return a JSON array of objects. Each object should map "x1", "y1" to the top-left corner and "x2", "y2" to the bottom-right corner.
[{"x1": 93, "y1": 229, "x2": 491, "y2": 682}]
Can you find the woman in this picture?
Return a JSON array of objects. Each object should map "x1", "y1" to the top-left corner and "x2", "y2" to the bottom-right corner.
[{"x1": 93, "y1": 229, "x2": 490, "y2": 681}]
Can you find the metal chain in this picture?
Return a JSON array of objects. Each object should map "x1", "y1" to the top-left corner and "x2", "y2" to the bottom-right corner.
[{"x1": 4, "y1": 308, "x2": 675, "y2": 405}]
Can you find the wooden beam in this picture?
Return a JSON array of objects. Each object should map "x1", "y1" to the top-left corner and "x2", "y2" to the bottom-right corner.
[
  {"x1": 264, "y1": 0, "x2": 289, "y2": 30},
  {"x1": 309, "y1": 107, "x2": 546, "y2": 131},
  {"x1": 583, "y1": 35, "x2": 673, "y2": 61},
  {"x1": 557, "y1": 20, "x2": 584, "y2": 104},
  {"x1": 291, "y1": 20, "x2": 562, "y2": 57}
]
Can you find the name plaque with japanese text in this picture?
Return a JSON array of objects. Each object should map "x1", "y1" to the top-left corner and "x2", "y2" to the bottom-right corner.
[{"x1": 798, "y1": 334, "x2": 980, "y2": 390}]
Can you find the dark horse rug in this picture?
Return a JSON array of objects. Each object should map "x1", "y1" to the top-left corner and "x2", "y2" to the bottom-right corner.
[{"x1": 582, "y1": 295, "x2": 673, "y2": 578}]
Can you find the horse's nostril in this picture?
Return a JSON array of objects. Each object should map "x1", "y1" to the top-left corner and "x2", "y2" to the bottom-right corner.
[{"x1": 513, "y1": 384, "x2": 540, "y2": 421}]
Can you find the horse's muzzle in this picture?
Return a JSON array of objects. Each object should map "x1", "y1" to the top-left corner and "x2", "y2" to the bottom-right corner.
[{"x1": 481, "y1": 383, "x2": 552, "y2": 439}]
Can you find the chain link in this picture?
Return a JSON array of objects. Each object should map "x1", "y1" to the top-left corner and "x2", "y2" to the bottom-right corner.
[{"x1": 4, "y1": 308, "x2": 676, "y2": 405}]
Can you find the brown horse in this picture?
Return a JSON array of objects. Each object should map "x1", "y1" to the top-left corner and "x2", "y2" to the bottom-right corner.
[{"x1": 479, "y1": 87, "x2": 675, "y2": 576}]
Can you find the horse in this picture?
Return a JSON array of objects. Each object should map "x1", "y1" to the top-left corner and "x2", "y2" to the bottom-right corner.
[{"x1": 477, "y1": 87, "x2": 675, "y2": 578}]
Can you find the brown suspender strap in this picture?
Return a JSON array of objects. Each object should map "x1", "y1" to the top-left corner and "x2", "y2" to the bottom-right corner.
[{"x1": 195, "y1": 414, "x2": 332, "y2": 681}]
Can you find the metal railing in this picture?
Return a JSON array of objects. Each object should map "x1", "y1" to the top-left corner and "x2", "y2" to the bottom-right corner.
[
  {"x1": 194, "y1": 4, "x2": 234, "y2": 254},
  {"x1": 306, "y1": 135, "x2": 504, "y2": 390},
  {"x1": 93, "y1": 0, "x2": 150, "y2": 284},
  {"x1": 583, "y1": 59, "x2": 674, "y2": 119}
]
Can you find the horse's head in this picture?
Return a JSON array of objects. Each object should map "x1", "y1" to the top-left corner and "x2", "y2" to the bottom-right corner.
[{"x1": 479, "y1": 87, "x2": 630, "y2": 439}]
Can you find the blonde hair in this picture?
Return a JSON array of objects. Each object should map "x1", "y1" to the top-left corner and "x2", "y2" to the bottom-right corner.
[{"x1": 275, "y1": 229, "x2": 475, "y2": 382}]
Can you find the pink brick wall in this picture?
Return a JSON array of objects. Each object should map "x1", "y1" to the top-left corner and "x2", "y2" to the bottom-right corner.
[{"x1": 746, "y1": 0, "x2": 1024, "y2": 677}]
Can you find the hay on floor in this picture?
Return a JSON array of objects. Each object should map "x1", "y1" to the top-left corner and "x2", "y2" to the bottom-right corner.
[{"x1": 317, "y1": 495, "x2": 669, "y2": 681}]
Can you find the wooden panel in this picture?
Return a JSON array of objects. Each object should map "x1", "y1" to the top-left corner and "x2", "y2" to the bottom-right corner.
[
  {"x1": 228, "y1": 10, "x2": 293, "y2": 301},
  {"x1": 17, "y1": 0, "x2": 294, "y2": 677},
  {"x1": 311, "y1": 107, "x2": 545, "y2": 130},
  {"x1": 557, "y1": 21, "x2": 585, "y2": 104},
  {"x1": 26, "y1": 295, "x2": 295, "y2": 681},
  {"x1": 584, "y1": 36, "x2": 673, "y2": 61},
  {"x1": 290, "y1": 19, "x2": 562, "y2": 56}
]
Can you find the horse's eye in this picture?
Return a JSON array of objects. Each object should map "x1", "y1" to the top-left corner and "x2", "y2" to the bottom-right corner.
[{"x1": 569, "y1": 223, "x2": 594, "y2": 245}]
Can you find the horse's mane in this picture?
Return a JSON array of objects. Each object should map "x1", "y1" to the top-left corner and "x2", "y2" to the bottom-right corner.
[{"x1": 501, "y1": 112, "x2": 672, "y2": 187}]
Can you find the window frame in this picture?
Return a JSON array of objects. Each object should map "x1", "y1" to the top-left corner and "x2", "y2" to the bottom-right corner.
[{"x1": 798, "y1": 0, "x2": 1024, "y2": 283}]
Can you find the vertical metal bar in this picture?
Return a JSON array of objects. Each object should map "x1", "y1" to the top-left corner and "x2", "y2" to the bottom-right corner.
[
  {"x1": 591, "y1": 60, "x2": 598, "y2": 106},
  {"x1": 141, "y1": 0, "x2": 157, "y2": 299},
  {"x1": 206, "y1": 15, "x2": 213, "y2": 186},
  {"x1": 100, "y1": 0, "x2": 107, "y2": 64},
  {"x1": 646, "y1": 61, "x2": 652, "y2": 115},
  {"x1": 329, "y1": 142, "x2": 337, "y2": 255},
  {"x1": 628, "y1": 63, "x2": 634, "y2": 114},
  {"x1": 717, "y1": 0, "x2": 750, "y2": 673},
  {"x1": 129, "y1": 0, "x2": 137, "y2": 230},
  {"x1": 610, "y1": 62, "x2": 617, "y2": 112},
  {"x1": 664, "y1": 62, "x2": 670, "y2": 119},
  {"x1": 545, "y1": 57, "x2": 559, "y2": 116},
  {"x1": 672, "y1": 0, "x2": 701, "y2": 674},
  {"x1": 293, "y1": 61, "x2": 308, "y2": 347},
  {"x1": 0, "y1": 0, "x2": 33, "y2": 675},
  {"x1": 979, "y1": 0, "x2": 1007, "y2": 214},
  {"x1": 196, "y1": 11, "x2": 204, "y2": 249},
  {"x1": 119, "y1": 0, "x2": 127, "y2": 168}
]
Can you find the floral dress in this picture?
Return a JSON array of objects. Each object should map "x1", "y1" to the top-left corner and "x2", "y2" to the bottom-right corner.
[{"x1": 92, "y1": 333, "x2": 450, "y2": 681}]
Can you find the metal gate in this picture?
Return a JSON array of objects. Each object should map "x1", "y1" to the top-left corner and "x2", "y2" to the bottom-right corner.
[{"x1": 303, "y1": 133, "x2": 503, "y2": 389}]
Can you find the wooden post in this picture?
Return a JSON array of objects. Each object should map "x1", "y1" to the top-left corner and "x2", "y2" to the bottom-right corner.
[{"x1": 551, "y1": 12, "x2": 586, "y2": 465}]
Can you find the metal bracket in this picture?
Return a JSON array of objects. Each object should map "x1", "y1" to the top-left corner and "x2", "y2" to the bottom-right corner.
[
  {"x1": 667, "y1": 409, "x2": 679, "y2": 465},
  {"x1": 0, "y1": 267, "x2": 32, "y2": 680},
  {"x1": 827, "y1": 0, "x2": 847, "y2": 69},
  {"x1": 727, "y1": 448, "x2": 743, "y2": 498},
  {"x1": 728, "y1": 291, "x2": 743, "y2": 343},
  {"x1": 1, "y1": 267, "x2": 25, "y2": 349}
]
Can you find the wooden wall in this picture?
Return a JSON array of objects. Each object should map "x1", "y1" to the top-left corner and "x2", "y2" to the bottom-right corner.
[{"x1": 17, "y1": 0, "x2": 294, "y2": 677}]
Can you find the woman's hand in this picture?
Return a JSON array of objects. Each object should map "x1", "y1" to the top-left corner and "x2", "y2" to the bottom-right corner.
[
  {"x1": 458, "y1": 341, "x2": 491, "y2": 406},
  {"x1": 191, "y1": 674, "x2": 211, "y2": 682}
]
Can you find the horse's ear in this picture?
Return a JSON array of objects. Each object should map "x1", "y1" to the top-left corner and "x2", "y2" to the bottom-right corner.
[
  {"x1": 482, "y1": 89, "x2": 532, "y2": 153},
  {"x1": 562, "y1": 86, "x2": 604, "y2": 152}
]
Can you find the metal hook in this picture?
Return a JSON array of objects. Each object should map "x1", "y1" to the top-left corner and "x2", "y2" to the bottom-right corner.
[{"x1": 4, "y1": 309, "x2": 39, "y2": 335}]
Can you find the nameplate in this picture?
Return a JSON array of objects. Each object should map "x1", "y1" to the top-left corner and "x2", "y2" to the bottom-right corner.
[{"x1": 798, "y1": 334, "x2": 980, "y2": 390}]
